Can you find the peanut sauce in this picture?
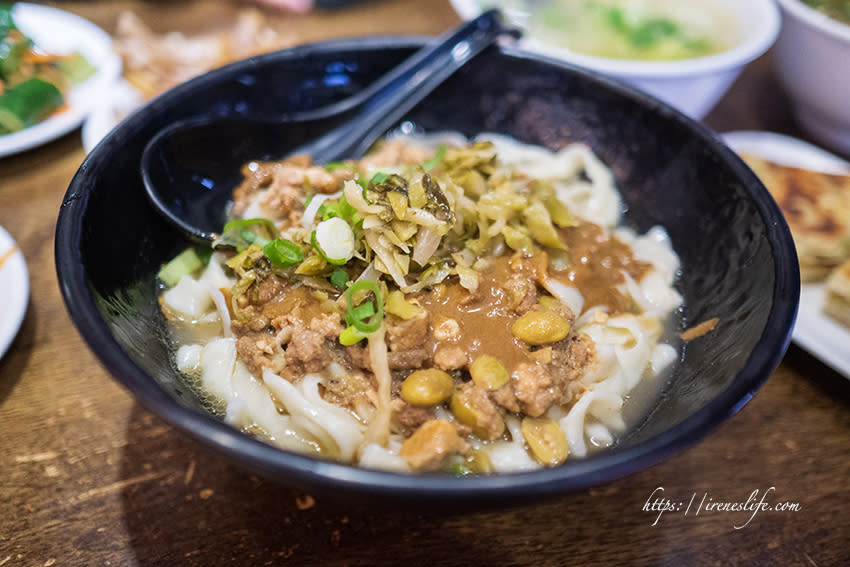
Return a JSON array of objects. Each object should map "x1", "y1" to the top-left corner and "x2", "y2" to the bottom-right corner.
[
  {"x1": 553, "y1": 223, "x2": 652, "y2": 315},
  {"x1": 261, "y1": 284, "x2": 329, "y2": 323},
  {"x1": 418, "y1": 257, "x2": 535, "y2": 374}
]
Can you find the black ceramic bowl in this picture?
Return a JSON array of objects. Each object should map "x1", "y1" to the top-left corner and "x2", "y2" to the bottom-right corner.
[{"x1": 56, "y1": 37, "x2": 798, "y2": 506}]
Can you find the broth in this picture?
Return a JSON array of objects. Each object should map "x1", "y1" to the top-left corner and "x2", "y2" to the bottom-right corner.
[
  {"x1": 803, "y1": 0, "x2": 850, "y2": 24},
  {"x1": 486, "y1": 0, "x2": 739, "y2": 60}
]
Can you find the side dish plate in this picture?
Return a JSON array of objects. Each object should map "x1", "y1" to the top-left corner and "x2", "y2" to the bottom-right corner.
[
  {"x1": 81, "y1": 78, "x2": 143, "y2": 153},
  {"x1": 0, "y1": 3, "x2": 121, "y2": 157},
  {"x1": 723, "y1": 130, "x2": 850, "y2": 379},
  {"x1": 0, "y1": 224, "x2": 29, "y2": 359}
]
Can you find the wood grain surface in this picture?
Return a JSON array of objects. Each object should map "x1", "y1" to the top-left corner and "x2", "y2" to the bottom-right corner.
[{"x1": 2, "y1": 1, "x2": 849, "y2": 566}]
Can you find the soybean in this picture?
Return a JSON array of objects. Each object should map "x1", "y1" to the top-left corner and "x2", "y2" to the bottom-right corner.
[
  {"x1": 449, "y1": 390, "x2": 505, "y2": 439},
  {"x1": 511, "y1": 311, "x2": 571, "y2": 345},
  {"x1": 401, "y1": 368, "x2": 454, "y2": 406},
  {"x1": 466, "y1": 449, "x2": 495, "y2": 474},
  {"x1": 469, "y1": 355, "x2": 509, "y2": 390},
  {"x1": 521, "y1": 417, "x2": 568, "y2": 466}
]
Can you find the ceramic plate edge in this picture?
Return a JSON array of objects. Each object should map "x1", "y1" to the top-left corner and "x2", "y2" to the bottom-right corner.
[
  {"x1": 0, "y1": 3, "x2": 122, "y2": 157},
  {"x1": 0, "y1": 225, "x2": 30, "y2": 360}
]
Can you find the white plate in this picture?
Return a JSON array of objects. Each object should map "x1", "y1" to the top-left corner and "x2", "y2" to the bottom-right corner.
[
  {"x1": 0, "y1": 225, "x2": 29, "y2": 359},
  {"x1": 723, "y1": 130, "x2": 850, "y2": 379},
  {"x1": 0, "y1": 3, "x2": 122, "y2": 157},
  {"x1": 81, "y1": 78, "x2": 144, "y2": 153}
]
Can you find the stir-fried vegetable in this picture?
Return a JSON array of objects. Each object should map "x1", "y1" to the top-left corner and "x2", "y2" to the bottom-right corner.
[
  {"x1": 0, "y1": 77, "x2": 61, "y2": 132},
  {"x1": 0, "y1": 3, "x2": 96, "y2": 134}
]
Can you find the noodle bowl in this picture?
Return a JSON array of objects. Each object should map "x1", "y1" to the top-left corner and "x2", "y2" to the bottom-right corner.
[
  {"x1": 56, "y1": 36, "x2": 799, "y2": 503},
  {"x1": 159, "y1": 133, "x2": 683, "y2": 474}
]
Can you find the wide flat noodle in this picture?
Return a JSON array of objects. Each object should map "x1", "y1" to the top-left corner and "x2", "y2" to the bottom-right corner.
[{"x1": 359, "y1": 325, "x2": 392, "y2": 452}]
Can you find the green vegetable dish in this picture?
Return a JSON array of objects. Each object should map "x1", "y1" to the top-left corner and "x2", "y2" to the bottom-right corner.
[
  {"x1": 0, "y1": 3, "x2": 96, "y2": 135},
  {"x1": 486, "y1": 0, "x2": 738, "y2": 61},
  {"x1": 158, "y1": 134, "x2": 684, "y2": 474},
  {"x1": 803, "y1": 0, "x2": 850, "y2": 24}
]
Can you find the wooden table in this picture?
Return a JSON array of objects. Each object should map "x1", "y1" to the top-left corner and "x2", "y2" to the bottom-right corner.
[{"x1": 2, "y1": 1, "x2": 849, "y2": 565}]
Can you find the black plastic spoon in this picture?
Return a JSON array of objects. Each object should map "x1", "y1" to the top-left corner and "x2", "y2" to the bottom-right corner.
[{"x1": 141, "y1": 10, "x2": 517, "y2": 244}]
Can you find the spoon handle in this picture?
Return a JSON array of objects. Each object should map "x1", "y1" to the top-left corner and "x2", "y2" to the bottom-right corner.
[
  {"x1": 297, "y1": 10, "x2": 516, "y2": 162},
  {"x1": 140, "y1": 11, "x2": 516, "y2": 244}
]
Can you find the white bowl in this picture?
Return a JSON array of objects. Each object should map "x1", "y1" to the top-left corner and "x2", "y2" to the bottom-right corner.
[
  {"x1": 450, "y1": 0, "x2": 780, "y2": 119},
  {"x1": 774, "y1": 0, "x2": 850, "y2": 154}
]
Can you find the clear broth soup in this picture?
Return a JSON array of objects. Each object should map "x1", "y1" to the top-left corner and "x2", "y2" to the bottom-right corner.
[{"x1": 488, "y1": 0, "x2": 740, "y2": 61}]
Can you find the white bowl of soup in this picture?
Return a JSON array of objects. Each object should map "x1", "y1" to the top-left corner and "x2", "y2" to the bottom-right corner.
[
  {"x1": 451, "y1": 0, "x2": 780, "y2": 119},
  {"x1": 774, "y1": 0, "x2": 850, "y2": 154}
]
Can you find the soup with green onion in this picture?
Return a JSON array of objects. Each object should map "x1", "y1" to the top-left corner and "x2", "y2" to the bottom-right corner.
[
  {"x1": 803, "y1": 0, "x2": 850, "y2": 25},
  {"x1": 485, "y1": 0, "x2": 740, "y2": 61}
]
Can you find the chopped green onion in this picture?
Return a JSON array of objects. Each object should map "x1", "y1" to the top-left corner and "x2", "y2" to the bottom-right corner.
[
  {"x1": 311, "y1": 217, "x2": 355, "y2": 265},
  {"x1": 241, "y1": 229, "x2": 270, "y2": 247},
  {"x1": 318, "y1": 194, "x2": 358, "y2": 223},
  {"x1": 606, "y1": 7, "x2": 628, "y2": 33},
  {"x1": 324, "y1": 161, "x2": 349, "y2": 172},
  {"x1": 318, "y1": 201, "x2": 341, "y2": 221},
  {"x1": 317, "y1": 201, "x2": 331, "y2": 219},
  {"x1": 422, "y1": 144, "x2": 447, "y2": 171},
  {"x1": 157, "y1": 247, "x2": 209, "y2": 287},
  {"x1": 330, "y1": 268, "x2": 349, "y2": 289},
  {"x1": 339, "y1": 325, "x2": 370, "y2": 346},
  {"x1": 344, "y1": 279, "x2": 383, "y2": 334},
  {"x1": 354, "y1": 177, "x2": 375, "y2": 202},
  {"x1": 349, "y1": 302, "x2": 375, "y2": 321},
  {"x1": 629, "y1": 19, "x2": 679, "y2": 48},
  {"x1": 446, "y1": 462, "x2": 474, "y2": 476},
  {"x1": 263, "y1": 238, "x2": 303, "y2": 268},
  {"x1": 369, "y1": 171, "x2": 390, "y2": 185},
  {"x1": 215, "y1": 218, "x2": 278, "y2": 251}
]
